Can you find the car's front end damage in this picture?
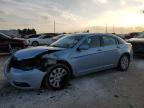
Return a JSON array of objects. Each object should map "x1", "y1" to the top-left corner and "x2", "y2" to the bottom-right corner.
[{"x1": 4, "y1": 46, "x2": 64, "y2": 89}]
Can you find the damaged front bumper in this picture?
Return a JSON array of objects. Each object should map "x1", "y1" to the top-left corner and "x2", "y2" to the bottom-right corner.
[{"x1": 4, "y1": 63, "x2": 46, "y2": 89}]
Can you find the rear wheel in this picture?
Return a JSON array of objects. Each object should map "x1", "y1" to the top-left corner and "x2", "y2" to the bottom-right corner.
[
  {"x1": 118, "y1": 55, "x2": 130, "y2": 71},
  {"x1": 45, "y1": 64, "x2": 70, "y2": 90},
  {"x1": 32, "y1": 41, "x2": 39, "y2": 46}
]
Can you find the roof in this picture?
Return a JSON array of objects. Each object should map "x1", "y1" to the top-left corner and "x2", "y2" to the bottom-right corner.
[{"x1": 69, "y1": 33, "x2": 116, "y2": 37}]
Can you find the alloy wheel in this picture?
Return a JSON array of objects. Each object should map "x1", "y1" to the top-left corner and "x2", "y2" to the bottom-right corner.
[
  {"x1": 49, "y1": 67, "x2": 67, "y2": 88},
  {"x1": 120, "y1": 56, "x2": 129, "y2": 70}
]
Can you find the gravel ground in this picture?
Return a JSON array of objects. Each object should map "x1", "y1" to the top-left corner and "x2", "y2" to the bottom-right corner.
[
  {"x1": 0, "y1": 55, "x2": 9, "y2": 89},
  {"x1": 0, "y1": 56, "x2": 144, "y2": 108}
]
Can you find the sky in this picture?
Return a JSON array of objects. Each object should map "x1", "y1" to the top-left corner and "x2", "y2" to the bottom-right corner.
[{"x1": 0, "y1": 0, "x2": 144, "y2": 33}]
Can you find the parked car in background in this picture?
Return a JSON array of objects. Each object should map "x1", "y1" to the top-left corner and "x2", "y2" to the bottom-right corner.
[
  {"x1": 125, "y1": 32, "x2": 140, "y2": 39},
  {"x1": 114, "y1": 34, "x2": 126, "y2": 39},
  {"x1": 127, "y1": 32, "x2": 144, "y2": 54},
  {"x1": 51, "y1": 34, "x2": 65, "y2": 43},
  {"x1": 27, "y1": 34, "x2": 53, "y2": 46},
  {"x1": 4, "y1": 33, "x2": 133, "y2": 90},
  {"x1": 0, "y1": 32, "x2": 27, "y2": 54},
  {"x1": 43, "y1": 33, "x2": 61, "y2": 37},
  {"x1": 25, "y1": 34, "x2": 40, "y2": 39}
]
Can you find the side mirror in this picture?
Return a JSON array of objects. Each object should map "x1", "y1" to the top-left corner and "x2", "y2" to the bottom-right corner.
[{"x1": 78, "y1": 45, "x2": 89, "y2": 51}]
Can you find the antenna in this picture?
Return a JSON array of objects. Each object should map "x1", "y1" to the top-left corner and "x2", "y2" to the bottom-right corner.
[
  {"x1": 54, "y1": 20, "x2": 55, "y2": 33},
  {"x1": 113, "y1": 24, "x2": 115, "y2": 33}
]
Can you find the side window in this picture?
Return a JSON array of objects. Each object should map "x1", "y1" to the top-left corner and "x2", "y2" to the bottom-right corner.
[
  {"x1": 43, "y1": 35, "x2": 47, "y2": 39},
  {"x1": 82, "y1": 36, "x2": 101, "y2": 48},
  {"x1": 43, "y1": 35, "x2": 51, "y2": 39},
  {"x1": 102, "y1": 36, "x2": 117, "y2": 46}
]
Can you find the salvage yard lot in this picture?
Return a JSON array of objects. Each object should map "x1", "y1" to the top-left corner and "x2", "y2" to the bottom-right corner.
[{"x1": 0, "y1": 56, "x2": 144, "y2": 108}]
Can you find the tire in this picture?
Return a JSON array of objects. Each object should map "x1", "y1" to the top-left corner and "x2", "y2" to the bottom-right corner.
[
  {"x1": 45, "y1": 64, "x2": 70, "y2": 90},
  {"x1": 32, "y1": 41, "x2": 39, "y2": 46},
  {"x1": 118, "y1": 55, "x2": 130, "y2": 71}
]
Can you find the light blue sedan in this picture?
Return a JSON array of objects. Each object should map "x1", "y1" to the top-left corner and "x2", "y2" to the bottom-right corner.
[{"x1": 4, "y1": 33, "x2": 133, "y2": 90}]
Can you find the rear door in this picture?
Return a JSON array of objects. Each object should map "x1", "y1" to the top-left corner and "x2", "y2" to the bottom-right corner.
[{"x1": 100, "y1": 35, "x2": 119, "y2": 67}]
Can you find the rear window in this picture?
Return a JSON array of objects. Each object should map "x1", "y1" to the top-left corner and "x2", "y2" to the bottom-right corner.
[{"x1": 102, "y1": 36, "x2": 117, "y2": 46}]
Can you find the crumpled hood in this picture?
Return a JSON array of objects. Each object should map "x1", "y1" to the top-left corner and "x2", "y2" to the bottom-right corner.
[{"x1": 14, "y1": 46, "x2": 64, "y2": 60}]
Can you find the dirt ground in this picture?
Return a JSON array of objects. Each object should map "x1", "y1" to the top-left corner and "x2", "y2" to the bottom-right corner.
[{"x1": 0, "y1": 56, "x2": 144, "y2": 108}]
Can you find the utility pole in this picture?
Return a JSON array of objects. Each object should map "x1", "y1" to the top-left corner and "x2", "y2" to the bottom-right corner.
[
  {"x1": 121, "y1": 27, "x2": 123, "y2": 34},
  {"x1": 113, "y1": 24, "x2": 115, "y2": 33},
  {"x1": 142, "y1": 10, "x2": 144, "y2": 14},
  {"x1": 54, "y1": 20, "x2": 55, "y2": 33},
  {"x1": 106, "y1": 24, "x2": 107, "y2": 33}
]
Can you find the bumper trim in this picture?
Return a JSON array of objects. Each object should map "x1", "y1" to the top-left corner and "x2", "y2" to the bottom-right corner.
[{"x1": 13, "y1": 81, "x2": 30, "y2": 87}]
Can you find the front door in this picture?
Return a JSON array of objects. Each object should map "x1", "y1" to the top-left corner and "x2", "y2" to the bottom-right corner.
[{"x1": 71, "y1": 35, "x2": 103, "y2": 75}]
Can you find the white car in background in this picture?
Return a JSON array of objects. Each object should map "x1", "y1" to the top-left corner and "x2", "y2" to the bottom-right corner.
[
  {"x1": 51, "y1": 34, "x2": 65, "y2": 43},
  {"x1": 27, "y1": 34, "x2": 53, "y2": 46}
]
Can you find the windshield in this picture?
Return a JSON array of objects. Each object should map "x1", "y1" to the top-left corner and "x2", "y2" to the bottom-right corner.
[
  {"x1": 50, "y1": 35, "x2": 83, "y2": 48},
  {"x1": 0, "y1": 33, "x2": 11, "y2": 39},
  {"x1": 39, "y1": 35, "x2": 45, "y2": 39}
]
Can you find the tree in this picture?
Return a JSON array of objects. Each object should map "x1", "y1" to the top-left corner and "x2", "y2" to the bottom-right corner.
[
  {"x1": 23, "y1": 29, "x2": 27, "y2": 35},
  {"x1": 31, "y1": 29, "x2": 36, "y2": 34},
  {"x1": 17, "y1": 28, "x2": 37, "y2": 38},
  {"x1": 86, "y1": 30, "x2": 89, "y2": 33}
]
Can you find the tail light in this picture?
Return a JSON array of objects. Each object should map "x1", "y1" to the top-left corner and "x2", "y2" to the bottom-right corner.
[{"x1": 22, "y1": 40, "x2": 28, "y2": 47}]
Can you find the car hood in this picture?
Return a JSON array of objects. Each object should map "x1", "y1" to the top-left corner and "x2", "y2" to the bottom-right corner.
[
  {"x1": 14, "y1": 46, "x2": 65, "y2": 60},
  {"x1": 127, "y1": 38, "x2": 144, "y2": 42},
  {"x1": 11, "y1": 38, "x2": 25, "y2": 42}
]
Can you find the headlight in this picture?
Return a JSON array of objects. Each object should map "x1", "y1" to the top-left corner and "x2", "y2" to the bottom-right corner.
[{"x1": 10, "y1": 57, "x2": 34, "y2": 71}]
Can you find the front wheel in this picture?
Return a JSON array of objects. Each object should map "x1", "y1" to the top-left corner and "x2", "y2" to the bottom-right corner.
[
  {"x1": 32, "y1": 41, "x2": 39, "y2": 46},
  {"x1": 118, "y1": 55, "x2": 130, "y2": 71},
  {"x1": 45, "y1": 64, "x2": 70, "y2": 90}
]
